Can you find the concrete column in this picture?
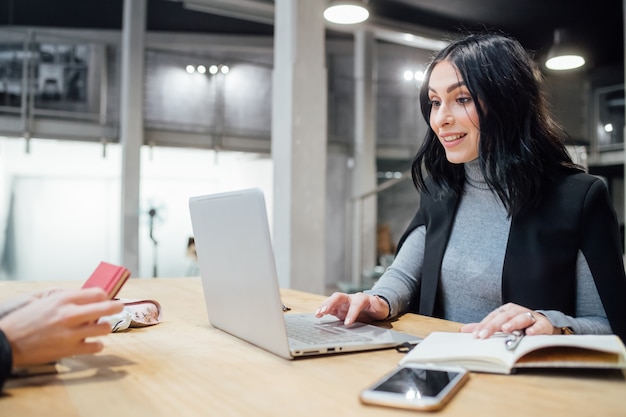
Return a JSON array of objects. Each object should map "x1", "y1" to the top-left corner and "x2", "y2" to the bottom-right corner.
[
  {"x1": 272, "y1": 0, "x2": 327, "y2": 294},
  {"x1": 351, "y1": 30, "x2": 378, "y2": 286},
  {"x1": 119, "y1": 0, "x2": 145, "y2": 275}
]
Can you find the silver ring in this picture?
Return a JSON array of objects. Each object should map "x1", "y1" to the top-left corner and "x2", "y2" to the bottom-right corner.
[{"x1": 526, "y1": 311, "x2": 536, "y2": 324}]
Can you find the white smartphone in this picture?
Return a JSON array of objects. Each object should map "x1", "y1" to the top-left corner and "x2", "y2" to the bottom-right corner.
[{"x1": 359, "y1": 364, "x2": 469, "y2": 411}]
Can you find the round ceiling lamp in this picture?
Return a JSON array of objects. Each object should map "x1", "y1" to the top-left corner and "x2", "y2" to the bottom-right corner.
[
  {"x1": 545, "y1": 29, "x2": 586, "y2": 71},
  {"x1": 323, "y1": 1, "x2": 370, "y2": 25}
]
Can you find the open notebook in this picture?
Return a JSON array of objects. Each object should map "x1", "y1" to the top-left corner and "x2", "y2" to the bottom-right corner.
[{"x1": 188, "y1": 188, "x2": 419, "y2": 359}]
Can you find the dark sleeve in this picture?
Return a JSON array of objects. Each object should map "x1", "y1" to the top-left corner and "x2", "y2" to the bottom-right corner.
[
  {"x1": 0, "y1": 329, "x2": 13, "y2": 392},
  {"x1": 580, "y1": 177, "x2": 626, "y2": 342}
]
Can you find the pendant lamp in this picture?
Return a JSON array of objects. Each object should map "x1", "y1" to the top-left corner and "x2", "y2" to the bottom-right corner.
[
  {"x1": 323, "y1": 1, "x2": 370, "y2": 25},
  {"x1": 545, "y1": 28, "x2": 585, "y2": 70}
]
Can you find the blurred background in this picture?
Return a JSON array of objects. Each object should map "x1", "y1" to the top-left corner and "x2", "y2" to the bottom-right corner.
[{"x1": 0, "y1": 0, "x2": 622, "y2": 294}]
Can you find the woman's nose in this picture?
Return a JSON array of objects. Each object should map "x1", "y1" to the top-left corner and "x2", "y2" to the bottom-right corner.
[{"x1": 433, "y1": 105, "x2": 453, "y2": 127}]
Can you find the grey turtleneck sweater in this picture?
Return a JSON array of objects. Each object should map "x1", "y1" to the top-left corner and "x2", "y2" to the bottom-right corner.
[{"x1": 367, "y1": 159, "x2": 611, "y2": 335}]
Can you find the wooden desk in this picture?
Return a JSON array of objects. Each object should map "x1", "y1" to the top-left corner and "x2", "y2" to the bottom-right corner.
[{"x1": 0, "y1": 278, "x2": 624, "y2": 416}]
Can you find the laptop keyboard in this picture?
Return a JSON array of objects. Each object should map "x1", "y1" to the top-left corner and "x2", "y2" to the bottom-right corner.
[{"x1": 285, "y1": 316, "x2": 372, "y2": 344}]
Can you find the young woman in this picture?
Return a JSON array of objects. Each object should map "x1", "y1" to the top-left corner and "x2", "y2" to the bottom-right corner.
[{"x1": 316, "y1": 32, "x2": 626, "y2": 342}]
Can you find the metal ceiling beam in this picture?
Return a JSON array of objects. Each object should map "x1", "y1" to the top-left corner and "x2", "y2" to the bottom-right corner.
[
  {"x1": 181, "y1": 0, "x2": 274, "y2": 25},
  {"x1": 174, "y1": 0, "x2": 448, "y2": 51}
]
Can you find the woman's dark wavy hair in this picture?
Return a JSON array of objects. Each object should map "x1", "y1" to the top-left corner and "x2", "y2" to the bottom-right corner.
[{"x1": 412, "y1": 32, "x2": 583, "y2": 217}]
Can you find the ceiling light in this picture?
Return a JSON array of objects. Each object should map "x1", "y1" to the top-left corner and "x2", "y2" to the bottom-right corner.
[
  {"x1": 545, "y1": 29, "x2": 585, "y2": 71},
  {"x1": 323, "y1": 1, "x2": 369, "y2": 25}
]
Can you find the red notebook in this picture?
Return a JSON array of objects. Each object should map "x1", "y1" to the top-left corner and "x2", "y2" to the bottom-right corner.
[{"x1": 82, "y1": 261, "x2": 131, "y2": 299}]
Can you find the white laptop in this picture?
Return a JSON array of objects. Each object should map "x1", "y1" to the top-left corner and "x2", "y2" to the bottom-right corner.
[{"x1": 188, "y1": 188, "x2": 421, "y2": 359}]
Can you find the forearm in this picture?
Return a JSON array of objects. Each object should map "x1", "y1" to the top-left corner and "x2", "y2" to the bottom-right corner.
[
  {"x1": 537, "y1": 250, "x2": 612, "y2": 335},
  {"x1": 365, "y1": 226, "x2": 426, "y2": 319},
  {"x1": 537, "y1": 310, "x2": 612, "y2": 335},
  {"x1": 365, "y1": 271, "x2": 415, "y2": 319}
]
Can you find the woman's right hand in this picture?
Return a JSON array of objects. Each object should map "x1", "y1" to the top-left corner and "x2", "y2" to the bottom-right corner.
[{"x1": 314, "y1": 292, "x2": 390, "y2": 326}]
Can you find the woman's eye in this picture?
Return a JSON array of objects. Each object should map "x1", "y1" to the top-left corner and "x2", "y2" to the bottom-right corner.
[
  {"x1": 428, "y1": 99, "x2": 441, "y2": 107},
  {"x1": 458, "y1": 97, "x2": 472, "y2": 105}
]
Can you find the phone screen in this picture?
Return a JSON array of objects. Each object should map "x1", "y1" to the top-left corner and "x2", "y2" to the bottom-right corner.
[
  {"x1": 371, "y1": 366, "x2": 457, "y2": 398},
  {"x1": 360, "y1": 365, "x2": 468, "y2": 410}
]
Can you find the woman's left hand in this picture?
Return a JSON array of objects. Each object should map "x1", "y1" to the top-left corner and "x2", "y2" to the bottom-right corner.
[{"x1": 460, "y1": 302, "x2": 555, "y2": 338}]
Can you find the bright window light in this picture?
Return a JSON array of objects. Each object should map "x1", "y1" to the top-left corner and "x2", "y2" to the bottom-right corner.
[{"x1": 605, "y1": 123, "x2": 614, "y2": 133}]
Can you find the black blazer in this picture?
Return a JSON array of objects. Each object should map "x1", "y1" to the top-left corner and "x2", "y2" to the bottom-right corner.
[{"x1": 398, "y1": 172, "x2": 626, "y2": 342}]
